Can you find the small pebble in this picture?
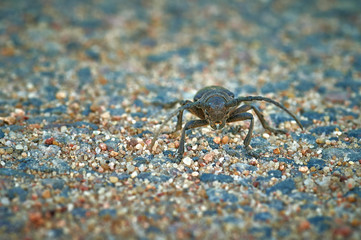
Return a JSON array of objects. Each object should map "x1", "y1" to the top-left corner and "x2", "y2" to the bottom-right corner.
[
  {"x1": 299, "y1": 166, "x2": 309, "y2": 173},
  {"x1": 183, "y1": 157, "x2": 193, "y2": 166},
  {"x1": 203, "y1": 153, "x2": 214, "y2": 163},
  {"x1": 333, "y1": 226, "x2": 352, "y2": 238},
  {"x1": 14, "y1": 108, "x2": 25, "y2": 117},
  {"x1": 15, "y1": 144, "x2": 23, "y2": 150},
  {"x1": 109, "y1": 176, "x2": 118, "y2": 183},
  {"x1": 99, "y1": 143, "x2": 107, "y2": 151},
  {"x1": 110, "y1": 151, "x2": 118, "y2": 157},
  {"x1": 221, "y1": 136, "x2": 229, "y2": 144},
  {"x1": 192, "y1": 172, "x2": 199, "y2": 177},
  {"x1": 101, "y1": 111, "x2": 111, "y2": 119},
  {"x1": 298, "y1": 220, "x2": 310, "y2": 231},
  {"x1": 127, "y1": 164, "x2": 135, "y2": 172},
  {"x1": 273, "y1": 148, "x2": 280, "y2": 154},
  {"x1": 56, "y1": 91, "x2": 67, "y2": 100},
  {"x1": 131, "y1": 171, "x2": 138, "y2": 178},
  {"x1": 60, "y1": 126, "x2": 67, "y2": 132},
  {"x1": 42, "y1": 189, "x2": 51, "y2": 199},
  {"x1": 44, "y1": 138, "x2": 54, "y2": 145},
  {"x1": 213, "y1": 137, "x2": 221, "y2": 144},
  {"x1": 1, "y1": 197, "x2": 10, "y2": 206},
  {"x1": 6, "y1": 148, "x2": 13, "y2": 154},
  {"x1": 346, "y1": 178, "x2": 355, "y2": 189},
  {"x1": 262, "y1": 133, "x2": 270, "y2": 139},
  {"x1": 138, "y1": 165, "x2": 147, "y2": 172}
]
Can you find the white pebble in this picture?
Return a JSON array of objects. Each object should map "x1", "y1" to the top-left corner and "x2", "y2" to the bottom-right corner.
[
  {"x1": 108, "y1": 162, "x2": 115, "y2": 170},
  {"x1": 67, "y1": 203, "x2": 74, "y2": 212},
  {"x1": 60, "y1": 126, "x2": 67, "y2": 132},
  {"x1": 299, "y1": 166, "x2": 309, "y2": 173},
  {"x1": 1, "y1": 197, "x2": 10, "y2": 206},
  {"x1": 95, "y1": 147, "x2": 101, "y2": 154},
  {"x1": 334, "y1": 131, "x2": 342, "y2": 136},
  {"x1": 15, "y1": 144, "x2": 23, "y2": 150},
  {"x1": 127, "y1": 163, "x2": 135, "y2": 172},
  {"x1": 183, "y1": 157, "x2": 193, "y2": 166},
  {"x1": 131, "y1": 171, "x2": 138, "y2": 178},
  {"x1": 56, "y1": 91, "x2": 67, "y2": 99},
  {"x1": 138, "y1": 164, "x2": 147, "y2": 172},
  {"x1": 323, "y1": 166, "x2": 331, "y2": 174}
]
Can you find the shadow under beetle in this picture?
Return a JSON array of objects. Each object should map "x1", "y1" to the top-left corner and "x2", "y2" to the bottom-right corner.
[{"x1": 150, "y1": 86, "x2": 303, "y2": 159}]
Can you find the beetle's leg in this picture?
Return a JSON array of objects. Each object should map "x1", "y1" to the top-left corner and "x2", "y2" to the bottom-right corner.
[
  {"x1": 150, "y1": 101, "x2": 197, "y2": 151},
  {"x1": 163, "y1": 100, "x2": 193, "y2": 134},
  {"x1": 165, "y1": 100, "x2": 206, "y2": 135},
  {"x1": 233, "y1": 104, "x2": 286, "y2": 134},
  {"x1": 226, "y1": 96, "x2": 303, "y2": 130},
  {"x1": 227, "y1": 112, "x2": 261, "y2": 157},
  {"x1": 187, "y1": 106, "x2": 206, "y2": 120},
  {"x1": 227, "y1": 112, "x2": 254, "y2": 147},
  {"x1": 251, "y1": 105, "x2": 287, "y2": 134},
  {"x1": 177, "y1": 119, "x2": 208, "y2": 159}
]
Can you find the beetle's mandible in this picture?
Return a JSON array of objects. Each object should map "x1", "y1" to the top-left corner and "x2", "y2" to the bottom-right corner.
[{"x1": 149, "y1": 86, "x2": 303, "y2": 159}]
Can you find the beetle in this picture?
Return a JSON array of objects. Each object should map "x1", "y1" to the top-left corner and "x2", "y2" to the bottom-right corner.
[{"x1": 149, "y1": 86, "x2": 303, "y2": 159}]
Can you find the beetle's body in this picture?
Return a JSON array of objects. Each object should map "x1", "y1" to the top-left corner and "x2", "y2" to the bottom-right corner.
[
  {"x1": 150, "y1": 86, "x2": 303, "y2": 159},
  {"x1": 186, "y1": 86, "x2": 236, "y2": 130}
]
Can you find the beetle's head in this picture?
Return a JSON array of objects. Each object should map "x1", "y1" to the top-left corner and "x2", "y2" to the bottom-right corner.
[{"x1": 204, "y1": 96, "x2": 229, "y2": 130}]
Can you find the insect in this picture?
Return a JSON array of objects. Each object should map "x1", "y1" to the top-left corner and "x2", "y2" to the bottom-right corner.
[{"x1": 149, "y1": 86, "x2": 303, "y2": 159}]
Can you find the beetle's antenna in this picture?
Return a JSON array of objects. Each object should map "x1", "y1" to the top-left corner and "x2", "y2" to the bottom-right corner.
[
  {"x1": 149, "y1": 102, "x2": 198, "y2": 151},
  {"x1": 227, "y1": 96, "x2": 303, "y2": 129}
]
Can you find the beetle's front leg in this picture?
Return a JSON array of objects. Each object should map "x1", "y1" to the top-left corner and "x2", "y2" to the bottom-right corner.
[
  {"x1": 150, "y1": 101, "x2": 202, "y2": 152},
  {"x1": 163, "y1": 100, "x2": 192, "y2": 135},
  {"x1": 177, "y1": 119, "x2": 208, "y2": 160},
  {"x1": 227, "y1": 112, "x2": 259, "y2": 157},
  {"x1": 227, "y1": 112, "x2": 254, "y2": 146}
]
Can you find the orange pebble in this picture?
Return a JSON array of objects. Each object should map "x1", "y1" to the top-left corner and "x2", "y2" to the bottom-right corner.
[
  {"x1": 203, "y1": 153, "x2": 214, "y2": 163},
  {"x1": 99, "y1": 143, "x2": 107, "y2": 151},
  {"x1": 29, "y1": 212, "x2": 44, "y2": 226},
  {"x1": 298, "y1": 220, "x2": 310, "y2": 231},
  {"x1": 334, "y1": 226, "x2": 352, "y2": 238},
  {"x1": 213, "y1": 137, "x2": 221, "y2": 144},
  {"x1": 221, "y1": 136, "x2": 229, "y2": 144},
  {"x1": 42, "y1": 189, "x2": 51, "y2": 199},
  {"x1": 273, "y1": 148, "x2": 281, "y2": 154}
]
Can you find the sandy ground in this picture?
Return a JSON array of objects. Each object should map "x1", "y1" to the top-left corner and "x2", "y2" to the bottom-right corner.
[{"x1": 0, "y1": 0, "x2": 361, "y2": 239}]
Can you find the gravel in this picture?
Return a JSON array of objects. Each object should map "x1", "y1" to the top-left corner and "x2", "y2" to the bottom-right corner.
[{"x1": 0, "y1": 0, "x2": 360, "y2": 239}]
